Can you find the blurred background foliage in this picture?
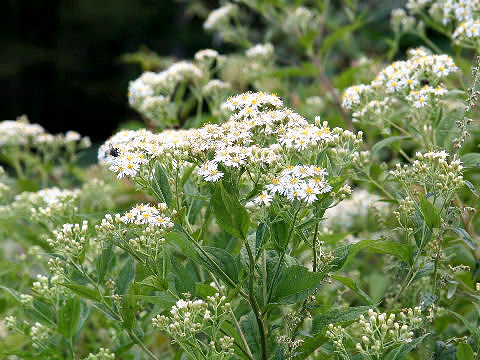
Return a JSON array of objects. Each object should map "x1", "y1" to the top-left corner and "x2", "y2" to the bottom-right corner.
[{"x1": 0, "y1": 0, "x2": 421, "y2": 143}]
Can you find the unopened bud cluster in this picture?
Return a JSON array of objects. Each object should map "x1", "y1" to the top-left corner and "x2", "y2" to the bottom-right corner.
[
  {"x1": 152, "y1": 293, "x2": 233, "y2": 360},
  {"x1": 47, "y1": 221, "x2": 89, "y2": 256}
]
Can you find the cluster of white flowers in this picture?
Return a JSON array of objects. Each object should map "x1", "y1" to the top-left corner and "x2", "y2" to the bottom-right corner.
[
  {"x1": 246, "y1": 43, "x2": 275, "y2": 59},
  {"x1": 405, "y1": 85, "x2": 448, "y2": 108},
  {"x1": 390, "y1": 151, "x2": 464, "y2": 194},
  {"x1": 128, "y1": 62, "x2": 204, "y2": 108},
  {"x1": 47, "y1": 221, "x2": 89, "y2": 256},
  {"x1": 391, "y1": 8, "x2": 417, "y2": 33},
  {"x1": 327, "y1": 308, "x2": 423, "y2": 357},
  {"x1": 0, "y1": 187, "x2": 80, "y2": 222},
  {"x1": 194, "y1": 48, "x2": 219, "y2": 62},
  {"x1": 249, "y1": 165, "x2": 332, "y2": 208},
  {"x1": 284, "y1": 6, "x2": 319, "y2": 34},
  {"x1": 83, "y1": 348, "x2": 115, "y2": 360},
  {"x1": 453, "y1": 19, "x2": 480, "y2": 44},
  {"x1": 0, "y1": 118, "x2": 90, "y2": 148},
  {"x1": 202, "y1": 79, "x2": 231, "y2": 97},
  {"x1": 152, "y1": 294, "x2": 234, "y2": 359},
  {"x1": 401, "y1": 0, "x2": 480, "y2": 49},
  {"x1": 342, "y1": 48, "x2": 457, "y2": 125},
  {"x1": 204, "y1": 3, "x2": 238, "y2": 31},
  {"x1": 323, "y1": 189, "x2": 389, "y2": 230},
  {"x1": 30, "y1": 322, "x2": 52, "y2": 348},
  {"x1": 120, "y1": 203, "x2": 173, "y2": 229}
]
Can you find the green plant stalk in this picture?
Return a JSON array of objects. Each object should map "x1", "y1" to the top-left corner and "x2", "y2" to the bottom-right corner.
[
  {"x1": 244, "y1": 240, "x2": 268, "y2": 360},
  {"x1": 128, "y1": 329, "x2": 158, "y2": 360}
]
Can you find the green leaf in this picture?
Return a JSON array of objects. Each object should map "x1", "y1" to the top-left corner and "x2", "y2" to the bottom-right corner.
[
  {"x1": 271, "y1": 218, "x2": 289, "y2": 251},
  {"x1": 464, "y1": 180, "x2": 479, "y2": 197},
  {"x1": 445, "y1": 309, "x2": 480, "y2": 345},
  {"x1": 294, "y1": 334, "x2": 328, "y2": 360},
  {"x1": 96, "y1": 242, "x2": 114, "y2": 284},
  {"x1": 121, "y1": 294, "x2": 137, "y2": 329},
  {"x1": 270, "y1": 265, "x2": 325, "y2": 304},
  {"x1": 311, "y1": 305, "x2": 370, "y2": 334},
  {"x1": 166, "y1": 232, "x2": 238, "y2": 287},
  {"x1": 116, "y1": 257, "x2": 134, "y2": 295},
  {"x1": 350, "y1": 239, "x2": 412, "y2": 265},
  {"x1": 131, "y1": 293, "x2": 176, "y2": 308},
  {"x1": 461, "y1": 153, "x2": 480, "y2": 169},
  {"x1": 211, "y1": 181, "x2": 249, "y2": 239},
  {"x1": 384, "y1": 333, "x2": 429, "y2": 360},
  {"x1": 136, "y1": 275, "x2": 168, "y2": 291},
  {"x1": 240, "y1": 311, "x2": 261, "y2": 359},
  {"x1": 456, "y1": 343, "x2": 474, "y2": 360},
  {"x1": 255, "y1": 222, "x2": 269, "y2": 256},
  {"x1": 57, "y1": 297, "x2": 81, "y2": 339},
  {"x1": 171, "y1": 257, "x2": 196, "y2": 298},
  {"x1": 151, "y1": 162, "x2": 172, "y2": 207},
  {"x1": 331, "y1": 275, "x2": 374, "y2": 305},
  {"x1": 419, "y1": 194, "x2": 441, "y2": 229},
  {"x1": 449, "y1": 227, "x2": 475, "y2": 250},
  {"x1": 371, "y1": 136, "x2": 410, "y2": 156},
  {"x1": 62, "y1": 283, "x2": 101, "y2": 301}
]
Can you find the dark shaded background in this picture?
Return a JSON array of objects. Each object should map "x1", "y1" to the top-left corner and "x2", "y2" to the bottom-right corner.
[
  {"x1": 1, "y1": 0, "x2": 213, "y2": 141},
  {"x1": 1, "y1": 0, "x2": 419, "y2": 143}
]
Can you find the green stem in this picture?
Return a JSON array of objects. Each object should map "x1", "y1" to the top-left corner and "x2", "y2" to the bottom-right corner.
[
  {"x1": 244, "y1": 240, "x2": 268, "y2": 360},
  {"x1": 128, "y1": 329, "x2": 158, "y2": 360}
]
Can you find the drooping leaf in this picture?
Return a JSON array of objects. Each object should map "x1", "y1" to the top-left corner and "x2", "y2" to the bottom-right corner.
[
  {"x1": 384, "y1": 333, "x2": 429, "y2": 360},
  {"x1": 331, "y1": 275, "x2": 374, "y2": 305},
  {"x1": 419, "y1": 194, "x2": 441, "y2": 229},
  {"x1": 461, "y1": 153, "x2": 480, "y2": 169},
  {"x1": 350, "y1": 240, "x2": 412, "y2": 265},
  {"x1": 270, "y1": 265, "x2": 325, "y2": 304},
  {"x1": 456, "y1": 343, "x2": 474, "y2": 360},
  {"x1": 270, "y1": 218, "x2": 289, "y2": 251},
  {"x1": 57, "y1": 297, "x2": 81, "y2": 339},
  {"x1": 211, "y1": 181, "x2": 249, "y2": 239},
  {"x1": 115, "y1": 257, "x2": 134, "y2": 295},
  {"x1": 449, "y1": 227, "x2": 475, "y2": 250},
  {"x1": 171, "y1": 257, "x2": 196, "y2": 298},
  {"x1": 62, "y1": 283, "x2": 101, "y2": 301},
  {"x1": 371, "y1": 136, "x2": 410, "y2": 156},
  {"x1": 151, "y1": 162, "x2": 172, "y2": 207},
  {"x1": 96, "y1": 242, "x2": 114, "y2": 284},
  {"x1": 311, "y1": 305, "x2": 370, "y2": 334}
]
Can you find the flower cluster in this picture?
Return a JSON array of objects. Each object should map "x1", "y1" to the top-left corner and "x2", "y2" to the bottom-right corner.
[
  {"x1": 249, "y1": 165, "x2": 332, "y2": 207},
  {"x1": 246, "y1": 43, "x2": 275, "y2": 60},
  {"x1": 390, "y1": 151, "x2": 464, "y2": 196},
  {"x1": 47, "y1": 221, "x2": 89, "y2": 256},
  {"x1": 453, "y1": 19, "x2": 480, "y2": 45},
  {"x1": 120, "y1": 203, "x2": 173, "y2": 229},
  {"x1": 100, "y1": 92, "x2": 360, "y2": 189},
  {"x1": 342, "y1": 48, "x2": 458, "y2": 127},
  {"x1": 327, "y1": 308, "x2": 423, "y2": 358},
  {"x1": 83, "y1": 348, "x2": 115, "y2": 360},
  {"x1": 30, "y1": 322, "x2": 53, "y2": 348},
  {"x1": 0, "y1": 117, "x2": 90, "y2": 148},
  {"x1": 152, "y1": 293, "x2": 234, "y2": 360},
  {"x1": 203, "y1": 3, "x2": 238, "y2": 31}
]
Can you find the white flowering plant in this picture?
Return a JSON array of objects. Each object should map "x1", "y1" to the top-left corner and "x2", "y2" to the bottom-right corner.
[{"x1": 2, "y1": 1, "x2": 480, "y2": 360}]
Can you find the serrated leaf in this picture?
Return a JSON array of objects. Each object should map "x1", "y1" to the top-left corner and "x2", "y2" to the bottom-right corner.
[
  {"x1": 456, "y1": 343, "x2": 474, "y2": 360},
  {"x1": 384, "y1": 333, "x2": 429, "y2": 360},
  {"x1": 464, "y1": 180, "x2": 479, "y2": 197},
  {"x1": 116, "y1": 257, "x2": 134, "y2": 295},
  {"x1": 419, "y1": 194, "x2": 441, "y2": 229},
  {"x1": 171, "y1": 257, "x2": 196, "y2": 298},
  {"x1": 350, "y1": 240, "x2": 412, "y2": 265},
  {"x1": 270, "y1": 265, "x2": 325, "y2": 304},
  {"x1": 449, "y1": 227, "x2": 475, "y2": 250},
  {"x1": 96, "y1": 242, "x2": 114, "y2": 284},
  {"x1": 211, "y1": 181, "x2": 249, "y2": 239},
  {"x1": 62, "y1": 283, "x2": 101, "y2": 301},
  {"x1": 57, "y1": 297, "x2": 81, "y2": 339},
  {"x1": 151, "y1": 162, "x2": 172, "y2": 207},
  {"x1": 311, "y1": 305, "x2": 370, "y2": 334},
  {"x1": 461, "y1": 153, "x2": 480, "y2": 169},
  {"x1": 331, "y1": 275, "x2": 374, "y2": 305}
]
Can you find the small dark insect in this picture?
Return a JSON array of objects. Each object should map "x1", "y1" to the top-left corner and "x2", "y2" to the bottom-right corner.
[
  {"x1": 107, "y1": 146, "x2": 120, "y2": 157},
  {"x1": 420, "y1": 79, "x2": 430, "y2": 86}
]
